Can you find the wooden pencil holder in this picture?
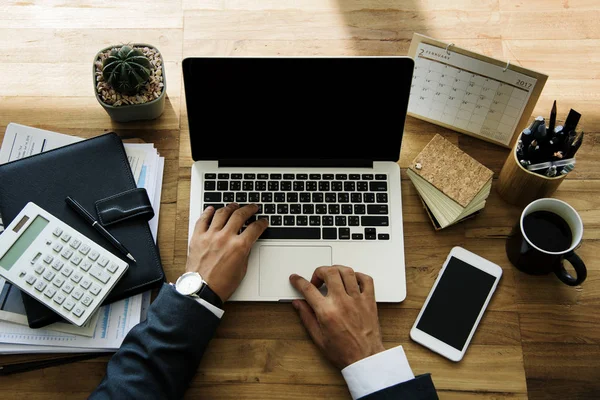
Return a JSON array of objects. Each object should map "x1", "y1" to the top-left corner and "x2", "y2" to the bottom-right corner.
[{"x1": 497, "y1": 137, "x2": 566, "y2": 207}]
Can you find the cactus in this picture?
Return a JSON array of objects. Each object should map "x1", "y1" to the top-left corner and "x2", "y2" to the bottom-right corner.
[{"x1": 102, "y1": 45, "x2": 152, "y2": 95}]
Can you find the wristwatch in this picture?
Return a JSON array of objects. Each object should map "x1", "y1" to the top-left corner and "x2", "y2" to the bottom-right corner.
[{"x1": 174, "y1": 272, "x2": 223, "y2": 308}]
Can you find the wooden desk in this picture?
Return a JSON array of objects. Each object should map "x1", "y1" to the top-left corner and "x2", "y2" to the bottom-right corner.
[{"x1": 0, "y1": 1, "x2": 598, "y2": 398}]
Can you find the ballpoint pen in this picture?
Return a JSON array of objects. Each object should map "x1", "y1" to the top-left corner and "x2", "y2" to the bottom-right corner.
[{"x1": 65, "y1": 196, "x2": 137, "y2": 263}]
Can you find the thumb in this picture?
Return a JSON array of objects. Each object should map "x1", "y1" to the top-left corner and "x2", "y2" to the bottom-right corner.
[{"x1": 292, "y1": 300, "x2": 325, "y2": 348}]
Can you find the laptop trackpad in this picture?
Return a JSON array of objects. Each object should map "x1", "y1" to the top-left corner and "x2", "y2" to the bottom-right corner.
[{"x1": 259, "y1": 246, "x2": 332, "y2": 299}]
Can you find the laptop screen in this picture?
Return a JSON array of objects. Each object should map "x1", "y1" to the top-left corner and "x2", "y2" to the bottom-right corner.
[{"x1": 182, "y1": 57, "x2": 414, "y2": 166}]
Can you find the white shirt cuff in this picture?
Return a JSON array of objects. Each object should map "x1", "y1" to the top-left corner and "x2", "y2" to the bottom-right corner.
[
  {"x1": 341, "y1": 345, "x2": 415, "y2": 400},
  {"x1": 171, "y1": 284, "x2": 225, "y2": 319},
  {"x1": 194, "y1": 297, "x2": 224, "y2": 319}
]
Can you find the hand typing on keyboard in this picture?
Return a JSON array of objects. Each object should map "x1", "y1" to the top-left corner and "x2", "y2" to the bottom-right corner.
[{"x1": 185, "y1": 203, "x2": 268, "y2": 301}]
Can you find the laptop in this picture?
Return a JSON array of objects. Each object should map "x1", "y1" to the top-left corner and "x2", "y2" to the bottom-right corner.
[{"x1": 182, "y1": 56, "x2": 414, "y2": 302}]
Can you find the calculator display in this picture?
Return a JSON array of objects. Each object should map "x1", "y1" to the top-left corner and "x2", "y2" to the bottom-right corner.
[{"x1": 0, "y1": 215, "x2": 48, "y2": 271}]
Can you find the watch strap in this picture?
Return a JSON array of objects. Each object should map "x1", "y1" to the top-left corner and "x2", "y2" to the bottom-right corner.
[{"x1": 198, "y1": 283, "x2": 223, "y2": 309}]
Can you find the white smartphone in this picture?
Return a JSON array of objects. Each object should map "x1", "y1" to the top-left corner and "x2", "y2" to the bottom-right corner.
[{"x1": 410, "y1": 246, "x2": 503, "y2": 362}]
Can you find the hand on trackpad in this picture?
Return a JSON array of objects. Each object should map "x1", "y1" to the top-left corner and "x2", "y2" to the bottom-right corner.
[{"x1": 258, "y1": 246, "x2": 332, "y2": 298}]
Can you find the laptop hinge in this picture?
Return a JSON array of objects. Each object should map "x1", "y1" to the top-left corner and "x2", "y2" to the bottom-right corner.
[{"x1": 218, "y1": 159, "x2": 374, "y2": 168}]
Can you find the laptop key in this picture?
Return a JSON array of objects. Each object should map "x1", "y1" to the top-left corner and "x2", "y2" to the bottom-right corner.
[
  {"x1": 339, "y1": 228, "x2": 350, "y2": 239},
  {"x1": 369, "y1": 182, "x2": 387, "y2": 191},
  {"x1": 378, "y1": 233, "x2": 390, "y2": 240},
  {"x1": 349, "y1": 174, "x2": 360, "y2": 180},
  {"x1": 312, "y1": 193, "x2": 324, "y2": 202},
  {"x1": 357, "y1": 182, "x2": 369, "y2": 191},
  {"x1": 300, "y1": 193, "x2": 311, "y2": 202},
  {"x1": 318, "y1": 181, "x2": 330, "y2": 191},
  {"x1": 204, "y1": 192, "x2": 221, "y2": 202},
  {"x1": 260, "y1": 227, "x2": 321, "y2": 240},
  {"x1": 235, "y1": 193, "x2": 247, "y2": 202},
  {"x1": 223, "y1": 192, "x2": 235, "y2": 202},
  {"x1": 261, "y1": 193, "x2": 273, "y2": 202},
  {"x1": 217, "y1": 173, "x2": 229, "y2": 179},
  {"x1": 271, "y1": 216, "x2": 282, "y2": 226},
  {"x1": 342, "y1": 205, "x2": 353, "y2": 214},
  {"x1": 362, "y1": 174, "x2": 374, "y2": 180},
  {"x1": 335, "y1": 174, "x2": 347, "y2": 180},
  {"x1": 323, "y1": 228, "x2": 337, "y2": 240},
  {"x1": 361, "y1": 216, "x2": 389, "y2": 226},
  {"x1": 377, "y1": 193, "x2": 388, "y2": 203},
  {"x1": 217, "y1": 181, "x2": 228, "y2": 190},
  {"x1": 331, "y1": 182, "x2": 343, "y2": 191},
  {"x1": 367, "y1": 205, "x2": 388, "y2": 214},
  {"x1": 242, "y1": 181, "x2": 253, "y2": 191},
  {"x1": 287, "y1": 193, "x2": 298, "y2": 202},
  {"x1": 274, "y1": 193, "x2": 286, "y2": 202},
  {"x1": 323, "y1": 174, "x2": 334, "y2": 180},
  {"x1": 309, "y1": 174, "x2": 321, "y2": 180},
  {"x1": 309, "y1": 216, "x2": 321, "y2": 226},
  {"x1": 231, "y1": 173, "x2": 242, "y2": 179},
  {"x1": 335, "y1": 216, "x2": 347, "y2": 226},
  {"x1": 230, "y1": 181, "x2": 241, "y2": 190},
  {"x1": 249, "y1": 192, "x2": 260, "y2": 202},
  {"x1": 257, "y1": 174, "x2": 269, "y2": 179},
  {"x1": 306, "y1": 181, "x2": 317, "y2": 191},
  {"x1": 363, "y1": 193, "x2": 375, "y2": 203},
  {"x1": 284, "y1": 216, "x2": 295, "y2": 226},
  {"x1": 349, "y1": 216, "x2": 360, "y2": 226},
  {"x1": 375, "y1": 174, "x2": 387, "y2": 180},
  {"x1": 204, "y1": 203, "x2": 224, "y2": 210},
  {"x1": 352, "y1": 233, "x2": 364, "y2": 240},
  {"x1": 297, "y1": 216, "x2": 308, "y2": 226},
  {"x1": 365, "y1": 228, "x2": 376, "y2": 240},
  {"x1": 244, "y1": 173, "x2": 255, "y2": 179},
  {"x1": 204, "y1": 181, "x2": 216, "y2": 190},
  {"x1": 283, "y1": 174, "x2": 295, "y2": 180},
  {"x1": 270, "y1": 174, "x2": 282, "y2": 180},
  {"x1": 205, "y1": 173, "x2": 216, "y2": 179},
  {"x1": 255, "y1": 181, "x2": 267, "y2": 191},
  {"x1": 322, "y1": 216, "x2": 334, "y2": 226},
  {"x1": 297, "y1": 174, "x2": 308, "y2": 180},
  {"x1": 290, "y1": 204, "x2": 302, "y2": 214},
  {"x1": 281, "y1": 181, "x2": 292, "y2": 191}
]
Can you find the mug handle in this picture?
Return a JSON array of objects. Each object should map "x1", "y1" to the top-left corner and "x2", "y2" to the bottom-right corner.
[{"x1": 554, "y1": 252, "x2": 587, "y2": 286}]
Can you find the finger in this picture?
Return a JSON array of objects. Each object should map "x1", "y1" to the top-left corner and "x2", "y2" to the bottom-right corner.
[
  {"x1": 209, "y1": 202, "x2": 239, "y2": 231},
  {"x1": 240, "y1": 217, "x2": 269, "y2": 244},
  {"x1": 338, "y1": 266, "x2": 360, "y2": 297},
  {"x1": 310, "y1": 266, "x2": 344, "y2": 295},
  {"x1": 194, "y1": 206, "x2": 215, "y2": 235},
  {"x1": 224, "y1": 203, "x2": 260, "y2": 233},
  {"x1": 292, "y1": 300, "x2": 325, "y2": 349},
  {"x1": 355, "y1": 272, "x2": 375, "y2": 298},
  {"x1": 289, "y1": 274, "x2": 324, "y2": 310}
]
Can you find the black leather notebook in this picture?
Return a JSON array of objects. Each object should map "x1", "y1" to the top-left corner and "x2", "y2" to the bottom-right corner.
[{"x1": 0, "y1": 132, "x2": 165, "y2": 328}]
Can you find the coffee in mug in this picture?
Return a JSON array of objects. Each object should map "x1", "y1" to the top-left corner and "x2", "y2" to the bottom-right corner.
[{"x1": 506, "y1": 198, "x2": 586, "y2": 286}]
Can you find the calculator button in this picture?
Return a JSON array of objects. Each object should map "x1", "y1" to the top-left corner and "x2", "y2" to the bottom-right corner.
[
  {"x1": 107, "y1": 263, "x2": 119, "y2": 273},
  {"x1": 79, "y1": 244, "x2": 91, "y2": 255},
  {"x1": 98, "y1": 257, "x2": 110, "y2": 268},
  {"x1": 80, "y1": 260, "x2": 93, "y2": 272},
  {"x1": 44, "y1": 287, "x2": 57, "y2": 299},
  {"x1": 53, "y1": 293, "x2": 66, "y2": 305},
  {"x1": 52, "y1": 243, "x2": 63, "y2": 253},
  {"x1": 31, "y1": 252, "x2": 42, "y2": 264},
  {"x1": 70, "y1": 272, "x2": 83, "y2": 284},
  {"x1": 89, "y1": 266, "x2": 111, "y2": 284},
  {"x1": 90, "y1": 285, "x2": 102, "y2": 296},
  {"x1": 61, "y1": 249, "x2": 73, "y2": 260},
  {"x1": 71, "y1": 255, "x2": 83, "y2": 266},
  {"x1": 45, "y1": 238, "x2": 53, "y2": 245},
  {"x1": 43, "y1": 254, "x2": 53, "y2": 264},
  {"x1": 60, "y1": 233, "x2": 71, "y2": 242},
  {"x1": 43, "y1": 270, "x2": 55, "y2": 281},
  {"x1": 25, "y1": 275, "x2": 37, "y2": 285},
  {"x1": 62, "y1": 283, "x2": 74, "y2": 294},
  {"x1": 34, "y1": 281, "x2": 47, "y2": 292},
  {"x1": 81, "y1": 295, "x2": 94, "y2": 307},
  {"x1": 53, "y1": 277, "x2": 65, "y2": 288},
  {"x1": 89, "y1": 251, "x2": 100, "y2": 261},
  {"x1": 34, "y1": 264, "x2": 45, "y2": 275},
  {"x1": 71, "y1": 289, "x2": 83, "y2": 300},
  {"x1": 70, "y1": 239, "x2": 81, "y2": 249},
  {"x1": 51, "y1": 260, "x2": 64, "y2": 271},
  {"x1": 73, "y1": 305, "x2": 86, "y2": 317},
  {"x1": 80, "y1": 278, "x2": 92, "y2": 289},
  {"x1": 53, "y1": 227, "x2": 63, "y2": 237},
  {"x1": 63, "y1": 299, "x2": 75, "y2": 311},
  {"x1": 61, "y1": 266, "x2": 73, "y2": 277}
]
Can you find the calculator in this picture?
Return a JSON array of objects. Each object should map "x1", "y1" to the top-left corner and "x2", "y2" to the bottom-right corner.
[{"x1": 0, "y1": 202, "x2": 129, "y2": 327}]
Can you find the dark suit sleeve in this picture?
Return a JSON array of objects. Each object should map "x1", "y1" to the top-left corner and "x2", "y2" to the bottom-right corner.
[
  {"x1": 359, "y1": 374, "x2": 438, "y2": 400},
  {"x1": 89, "y1": 283, "x2": 220, "y2": 400}
]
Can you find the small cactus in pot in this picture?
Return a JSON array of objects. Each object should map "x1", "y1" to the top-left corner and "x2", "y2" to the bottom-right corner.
[
  {"x1": 93, "y1": 43, "x2": 166, "y2": 122},
  {"x1": 102, "y1": 46, "x2": 152, "y2": 96}
]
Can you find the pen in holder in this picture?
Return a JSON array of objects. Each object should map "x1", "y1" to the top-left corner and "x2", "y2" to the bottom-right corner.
[{"x1": 497, "y1": 131, "x2": 566, "y2": 207}]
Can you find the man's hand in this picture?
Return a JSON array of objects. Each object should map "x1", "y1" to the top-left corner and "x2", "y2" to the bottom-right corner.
[
  {"x1": 289, "y1": 266, "x2": 385, "y2": 370},
  {"x1": 186, "y1": 203, "x2": 268, "y2": 302}
]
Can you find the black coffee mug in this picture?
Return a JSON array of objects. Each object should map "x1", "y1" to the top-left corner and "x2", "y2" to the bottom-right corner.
[{"x1": 506, "y1": 198, "x2": 587, "y2": 286}]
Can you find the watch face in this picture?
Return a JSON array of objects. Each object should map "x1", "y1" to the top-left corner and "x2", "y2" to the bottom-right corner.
[{"x1": 176, "y1": 272, "x2": 203, "y2": 295}]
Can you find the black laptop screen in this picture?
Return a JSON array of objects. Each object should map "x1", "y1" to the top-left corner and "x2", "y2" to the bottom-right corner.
[{"x1": 182, "y1": 57, "x2": 414, "y2": 165}]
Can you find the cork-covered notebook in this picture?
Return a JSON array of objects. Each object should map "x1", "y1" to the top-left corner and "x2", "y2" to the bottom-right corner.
[{"x1": 407, "y1": 134, "x2": 493, "y2": 229}]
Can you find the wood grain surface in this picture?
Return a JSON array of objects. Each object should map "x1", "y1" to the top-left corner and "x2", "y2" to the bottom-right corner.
[{"x1": 0, "y1": 1, "x2": 598, "y2": 399}]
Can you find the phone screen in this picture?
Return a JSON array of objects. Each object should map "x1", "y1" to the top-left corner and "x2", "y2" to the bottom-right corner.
[{"x1": 416, "y1": 256, "x2": 497, "y2": 351}]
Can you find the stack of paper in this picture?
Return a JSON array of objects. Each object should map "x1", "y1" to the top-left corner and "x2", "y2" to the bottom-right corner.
[
  {"x1": 0, "y1": 124, "x2": 164, "y2": 353},
  {"x1": 407, "y1": 134, "x2": 493, "y2": 230}
]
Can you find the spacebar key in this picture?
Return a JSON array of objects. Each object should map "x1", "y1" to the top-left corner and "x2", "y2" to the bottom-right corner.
[{"x1": 260, "y1": 228, "x2": 321, "y2": 240}]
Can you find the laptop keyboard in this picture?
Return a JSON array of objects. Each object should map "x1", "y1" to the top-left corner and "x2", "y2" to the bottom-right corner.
[{"x1": 202, "y1": 173, "x2": 391, "y2": 241}]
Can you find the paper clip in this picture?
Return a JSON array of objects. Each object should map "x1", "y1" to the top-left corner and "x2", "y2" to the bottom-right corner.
[{"x1": 445, "y1": 43, "x2": 454, "y2": 55}]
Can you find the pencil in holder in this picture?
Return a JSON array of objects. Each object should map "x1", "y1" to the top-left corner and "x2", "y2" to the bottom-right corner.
[{"x1": 497, "y1": 135, "x2": 565, "y2": 207}]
